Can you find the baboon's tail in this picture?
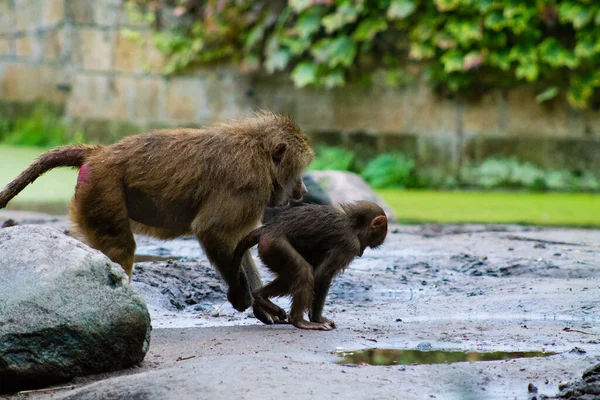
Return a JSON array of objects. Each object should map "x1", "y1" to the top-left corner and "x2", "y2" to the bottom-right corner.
[
  {"x1": 0, "y1": 144, "x2": 100, "y2": 209},
  {"x1": 230, "y1": 228, "x2": 262, "y2": 283}
]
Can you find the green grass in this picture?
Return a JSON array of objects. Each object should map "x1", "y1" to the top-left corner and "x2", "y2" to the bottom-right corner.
[
  {"x1": 1, "y1": 144, "x2": 599, "y2": 226},
  {"x1": 377, "y1": 189, "x2": 600, "y2": 227},
  {"x1": 0, "y1": 144, "x2": 77, "y2": 213}
]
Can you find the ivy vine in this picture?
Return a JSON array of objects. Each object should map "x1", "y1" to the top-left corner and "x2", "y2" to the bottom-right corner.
[{"x1": 124, "y1": 0, "x2": 600, "y2": 109}]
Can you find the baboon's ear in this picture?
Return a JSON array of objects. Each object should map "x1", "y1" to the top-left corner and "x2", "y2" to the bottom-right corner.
[
  {"x1": 370, "y1": 215, "x2": 387, "y2": 231},
  {"x1": 272, "y1": 143, "x2": 287, "y2": 165}
]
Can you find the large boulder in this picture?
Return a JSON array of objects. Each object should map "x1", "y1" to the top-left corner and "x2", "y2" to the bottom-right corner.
[
  {"x1": 0, "y1": 226, "x2": 152, "y2": 394},
  {"x1": 309, "y1": 170, "x2": 396, "y2": 221}
]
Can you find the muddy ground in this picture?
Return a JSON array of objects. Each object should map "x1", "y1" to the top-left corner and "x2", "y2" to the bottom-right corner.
[{"x1": 1, "y1": 210, "x2": 599, "y2": 400}]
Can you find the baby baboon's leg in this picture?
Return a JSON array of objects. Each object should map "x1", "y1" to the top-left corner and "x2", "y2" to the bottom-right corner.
[
  {"x1": 69, "y1": 173, "x2": 136, "y2": 280},
  {"x1": 252, "y1": 278, "x2": 289, "y2": 324},
  {"x1": 260, "y1": 239, "x2": 332, "y2": 330}
]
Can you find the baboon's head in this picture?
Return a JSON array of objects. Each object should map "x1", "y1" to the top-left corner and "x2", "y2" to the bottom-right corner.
[{"x1": 265, "y1": 114, "x2": 313, "y2": 207}]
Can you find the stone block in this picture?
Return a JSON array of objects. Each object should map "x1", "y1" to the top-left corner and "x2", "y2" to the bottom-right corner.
[
  {"x1": 346, "y1": 131, "x2": 379, "y2": 170},
  {"x1": 95, "y1": 0, "x2": 121, "y2": 27},
  {"x1": 292, "y1": 86, "x2": 335, "y2": 131},
  {"x1": 0, "y1": 1, "x2": 14, "y2": 34},
  {"x1": 73, "y1": 28, "x2": 114, "y2": 72},
  {"x1": 462, "y1": 90, "x2": 504, "y2": 137},
  {"x1": 582, "y1": 109, "x2": 600, "y2": 138},
  {"x1": 165, "y1": 77, "x2": 208, "y2": 123},
  {"x1": 66, "y1": 0, "x2": 94, "y2": 24},
  {"x1": 80, "y1": 118, "x2": 114, "y2": 143},
  {"x1": 0, "y1": 63, "x2": 41, "y2": 102},
  {"x1": 0, "y1": 39, "x2": 14, "y2": 57},
  {"x1": 251, "y1": 78, "x2": 297, "y2": 118},
  {"x1": 379, "y1": 133, "x2": 418, "y2": 156},
  {"x1": 41, "y1": 0, "x2": 64, "y2": 27},
  {"x1": 41, "y1": 28, "x2": 66, "y2": 62},
  {"x1": 416, "y1": 135, "x2": 458, "y2": 173},
  {"x1": 38, "y1": 65, "x2": 68, "y2": 104},
  {"x1": 14, "y1": 0, "x2": 40, "y2": 32},
  {"x1": 66, "y1": 74, "x2": 131, "y2": 120},
  {"x1": 331, "y1": 86, "x2": 406, "y2": 134},
  {"x1": 114, "y1": 30, "x2": 145, "y2": 73},
  {"x1": 145, "y1": 37, "x2": 169, "y2": 74},
  {"x1": 472, "y1": 136, "x2": 600, "y2": 171},
  {"x1": 132, "y1": 78, "x2": 165, "y2": 121},
  {"x1": 307, "y1": 131, "x2": 344, "y2": 148},
  {"x1": 403, "y1": 83, "x2": 457, "y2": 137},
  {"x1": 111, "y1": 119, "x2": 143, "y2": 139},
  {"x1": 15, "y1": 34, "x2": 40, "y2": 60},
  {"x1": 506, "y1": 87, "x2": 571, "y2": 137}
]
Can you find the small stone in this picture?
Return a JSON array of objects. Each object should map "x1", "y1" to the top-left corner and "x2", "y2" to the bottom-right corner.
[
  {"x1": 528, "y1": 383, "x2": 538, "y2": 393},
  {"x1": 1, "y1": 219, "x2": 17, "y2": 228},
  {"x1": 416, "y1": 342, "x2": 432, "y2": 351}
]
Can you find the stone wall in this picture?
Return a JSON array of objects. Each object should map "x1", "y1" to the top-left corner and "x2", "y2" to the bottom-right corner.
[{"x1": 0, "y1": 0, "x2": 599, "y2": 172}]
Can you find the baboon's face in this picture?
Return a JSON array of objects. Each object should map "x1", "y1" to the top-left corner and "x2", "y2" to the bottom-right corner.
[{"x1": 267, "y1": 175, "x2": 306, "y2": 207}]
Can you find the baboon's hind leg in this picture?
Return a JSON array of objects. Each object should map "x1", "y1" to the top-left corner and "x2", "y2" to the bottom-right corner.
[{"x1": 69, "y1": 176, "x2": 136, "y2": 280}]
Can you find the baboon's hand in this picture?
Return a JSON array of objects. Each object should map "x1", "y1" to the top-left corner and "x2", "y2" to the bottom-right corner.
[{"x1": 227, "y1": 276, "x2": 253, "y2": 312}]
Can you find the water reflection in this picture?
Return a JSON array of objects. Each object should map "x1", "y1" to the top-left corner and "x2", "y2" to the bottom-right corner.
[{"x1": 338, "y1": 348, "x2": 557, "y2": 366}]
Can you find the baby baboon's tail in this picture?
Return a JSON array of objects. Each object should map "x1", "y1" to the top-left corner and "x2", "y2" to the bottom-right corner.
[{"x1": 0, "y1": 144, "x2": 100, "y2": 208}]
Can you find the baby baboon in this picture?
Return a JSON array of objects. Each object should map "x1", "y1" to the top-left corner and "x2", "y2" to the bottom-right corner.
[
  {"x1": 0, "y1": 111, "x2": 313, "y2": 312},
  {"x1": 228, "y1": 201, "x2": 388, "y2": 330}
]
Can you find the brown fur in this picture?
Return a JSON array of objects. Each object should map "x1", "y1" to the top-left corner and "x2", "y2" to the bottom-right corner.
[
  {"x1": 228, "y1": 201, "x2": 388, "y2": 330},
  {"x1": 0, "y1": 111, "x2": 313, "y2": 311}
]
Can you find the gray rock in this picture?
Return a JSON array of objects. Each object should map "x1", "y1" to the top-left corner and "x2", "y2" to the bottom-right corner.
[
  {"x1": 309, "y1": 170, "x2": 396, "y2": 221},
  {"x1": 0, "y1": 226, "x2": 152, "y2": 394}
]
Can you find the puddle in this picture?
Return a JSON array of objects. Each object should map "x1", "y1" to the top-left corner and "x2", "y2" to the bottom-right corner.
[{"x1": 337, "y1": 348, "x2": 557, "y2": 366}]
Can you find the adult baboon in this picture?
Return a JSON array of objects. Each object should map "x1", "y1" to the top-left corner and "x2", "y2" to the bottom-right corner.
[{"x1": 0, "y1": 111, "x2": 314, "y2": 311}]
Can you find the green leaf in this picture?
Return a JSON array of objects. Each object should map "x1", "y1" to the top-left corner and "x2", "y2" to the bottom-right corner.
[
  {"x1": 516, "y1": 63, "x2": 539, "y2": 82},
  {"x1": 535, "y1": 86, "x2": 559, "y2": 103},
  {"x1": 434, "y1": 0, "x2": 461, "y2": 12},
  {"x1": 432, "y1": 32, "x2": 457, "y2": 50},
  {"x1": 322, "y1": 2, "x2": 362, "y2": 34},
  {"x1": 289, "y1": 0, "x2": 313, "y2": 13},
  {"x1": 291, "y1": 62, "x2": 318, "y2": 87},
  {"x1": 387, "y1": 0, "x2": 416, "y2": 20},
  {"x1": 509, "y1": 44, "x2": 536, "y2": 63},
  {"x1": 311, "y1": 35, "x2": 357, "y2": 68},
  {"x1": 539, "y1": 38, "x2": 580, "y2": 69},
  {"x1": 323, "y1": 69, "x2": 346, "y2": 89},
  {"x1": 446, "y1": 19, "x2": 482, "y2": 46},
  {"x1": 294, "y1": 10, "x2": 322, "y2": 39},
  {"x1": 245, "y1": 22, "x2": 267, "y2": 50},
  {"x1": 353, "y1": 17, "x2": 388, "y2": 41},
  {"x1": 280, "y1": 36, "x2": 312, "y2": 55},
  {"x1": 487, "y1": 51, "x2": 511, "y2": 71},
  {"x1": 574, "y1": 36, "x2": 600, "y2": 59},
  {"x1": 441, "y1": 50, "x2": 464, "y2": 72},
  {"x1": 265, "y1": 49, "x2": 291, "y2": 73},
  {"x1": 484, "y1": 11, "x2": 505, "y2": 31},
  {"x1": 558, "y1": 1, "x2": 594, "y2": 29},
  {"x1": 409, "y1": 42, "x2": 436, "y2": 60},
  {"x1": 567, "y1": 77, "x2": 594, "y2": 109}
]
